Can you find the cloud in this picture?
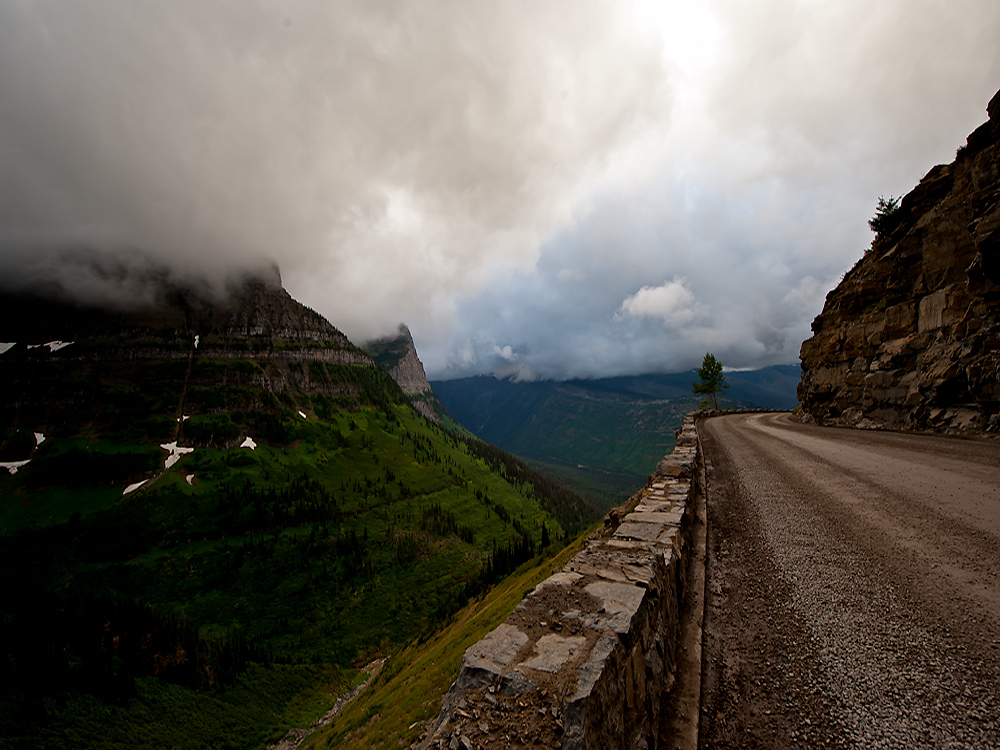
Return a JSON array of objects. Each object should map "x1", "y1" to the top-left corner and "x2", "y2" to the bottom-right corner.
[
  {"x1": 491, "y1": 343, "x2": 518, "y2": 362},
  {"x1": 1, "y1": 1, "x2": 998, "y2": 381},
  {"x1": 0, "y1": 1, "x2": 673, "y2": 336},
  {"x1": 616, "y1": 278, "x2": 699, "y2": 326}
]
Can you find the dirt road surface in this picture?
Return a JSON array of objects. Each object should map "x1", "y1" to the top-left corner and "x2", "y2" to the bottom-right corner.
[{"x1": 698, "y1": 412, "x2": 1000, "y2": 749}]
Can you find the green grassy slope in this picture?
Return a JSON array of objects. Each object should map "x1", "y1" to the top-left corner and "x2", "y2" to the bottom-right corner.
[
  {"x1": 0, "y1": 286, "x2": 597, "y2": 749},
  {"x1": 306, "y1": 520, "x2": 598, "y2": 750}
]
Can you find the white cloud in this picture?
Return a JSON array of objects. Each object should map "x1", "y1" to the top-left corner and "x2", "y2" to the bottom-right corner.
[
  {"x1": 491, "y1": 344, "x2": 518, "y2": 362},
  {"x1": 616, "y1": 278, "x2": 698, "y2": 326}
]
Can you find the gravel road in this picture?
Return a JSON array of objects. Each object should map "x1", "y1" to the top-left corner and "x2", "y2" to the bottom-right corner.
[{"x1": 698, "y1": 412, "x2": 1000, "y2": 750}]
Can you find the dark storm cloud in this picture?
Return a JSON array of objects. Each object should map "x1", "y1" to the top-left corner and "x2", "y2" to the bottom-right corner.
[{"x1": 0, "y1": 1, "x2": 997, "y2": 379}]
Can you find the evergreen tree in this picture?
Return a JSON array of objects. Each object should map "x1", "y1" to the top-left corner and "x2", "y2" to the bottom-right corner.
[{"x1": 692, "y1": 352, "x2": 728, "y2": 410}]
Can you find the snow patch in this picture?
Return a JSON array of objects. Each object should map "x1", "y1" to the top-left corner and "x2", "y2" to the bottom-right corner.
[
  {"x1": 0, "y1": 432, "x2": 45, "y2": 474},
  {"x1": 160, "y1": 441, "x2": 194, "y2": 469},
  {"x1": 0, "y1": 343, "x2": 14, "y2": 355},
  {"x1": 240, "y1": 436, "x2": 257, "y2": 451},
  {"x1": 28, "y1": 341, "x2": 73, "y2": 352},
  {"x1": 123, "y1": 480, "x2": 146, "y2": 495},
  {"x1": 185, "y1": 474, "x2": 195, "y2": 486},
  {"x1": 298, "y1": 410, "x2": 308, "y2": 420},
  {"x1": 0, "y1": 460, "x2": 30, "y2": 475}
]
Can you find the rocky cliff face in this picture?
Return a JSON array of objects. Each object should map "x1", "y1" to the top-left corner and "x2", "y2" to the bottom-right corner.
[
  {"x1": 798, "y1": 88, "x2": 1000, "y2": 434},
  {"x1": 0, "y1": 263, "x2": 368, "y2": 365},
  {"x1": 363, "y1": 324, "x2": 442, "y2": 422},
  {"x1": 0, "y1": 264, "x2": 381, "y2": 445},
  {"x1": 364, "y1": 324, "x2": 433, "y2": 395}
]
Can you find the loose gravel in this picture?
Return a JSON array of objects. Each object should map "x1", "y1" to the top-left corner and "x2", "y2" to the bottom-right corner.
[{"x1": 698, "y1": 413, "x2": 1000, "y2": 750}]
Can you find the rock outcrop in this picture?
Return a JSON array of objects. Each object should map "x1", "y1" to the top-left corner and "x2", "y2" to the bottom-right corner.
[
  {"x1": 363, "y1": 324, "x2": 443, "y2": 422},
  {"x1": 364, "y1": 324, "x2": 433, "y2": 395},
  {"x1": 798, "y1": 87, "x2": 1000, "y2": 434}
]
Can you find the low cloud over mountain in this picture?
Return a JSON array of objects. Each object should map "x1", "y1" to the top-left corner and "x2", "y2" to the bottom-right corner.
[{"x1": 1, "y1": 1, "x2": 997, "y2": 379}]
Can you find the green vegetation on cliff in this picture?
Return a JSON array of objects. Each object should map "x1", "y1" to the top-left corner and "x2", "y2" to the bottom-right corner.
[{"x1": 0, "y1": 285, "x2": 597, "y2": 749}]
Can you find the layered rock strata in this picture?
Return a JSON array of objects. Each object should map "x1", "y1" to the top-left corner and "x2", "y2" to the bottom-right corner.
[
  {"x1": 798, "y1": 87, "x2": 1000, "y2": 433},
  {"x1": 417, "y1": 416, "x2": 700, "y2": 750},
  {"x1": 0, "y1": 264, "x2": 367, "y2": 366}
]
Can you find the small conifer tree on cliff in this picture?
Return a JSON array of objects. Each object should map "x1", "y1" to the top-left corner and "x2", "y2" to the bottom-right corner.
[
  {"x1": 867, "y1": 195, "x2": 901, "y2": 240},
  {"x1": 692, "y1": 352, "x2": 728, "y2": 410}
]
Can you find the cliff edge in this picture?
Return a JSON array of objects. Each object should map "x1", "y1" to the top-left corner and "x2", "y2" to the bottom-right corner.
[{"x1": 798, "y1": 87, "x2": 1000, "y2": 434}]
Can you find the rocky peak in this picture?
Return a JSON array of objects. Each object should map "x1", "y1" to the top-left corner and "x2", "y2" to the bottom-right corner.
[
  {"x1": 798, "y1": 87, "x2": 1000, "y2": 434},
  {"x1": 363, "y1": 324, "x2": 432, "y2": 395}
]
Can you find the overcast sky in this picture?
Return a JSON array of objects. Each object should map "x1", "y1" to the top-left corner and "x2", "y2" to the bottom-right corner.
[{"x1": 1, "y1": 1, "x2": 998, "y2": 380}]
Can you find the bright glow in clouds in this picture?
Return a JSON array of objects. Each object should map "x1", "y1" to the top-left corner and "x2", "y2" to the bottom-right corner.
[
  {"x1": 629, "y1": 0, "x2": 722, "y2": 81},
  {"x1": 0, "y1": 1, "x2": 998, "y2": 380}
]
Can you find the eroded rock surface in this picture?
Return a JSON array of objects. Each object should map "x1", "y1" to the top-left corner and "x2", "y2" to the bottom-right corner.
[{"x1": 798, "y1": 87, "x2": 1000, "y2": 434}]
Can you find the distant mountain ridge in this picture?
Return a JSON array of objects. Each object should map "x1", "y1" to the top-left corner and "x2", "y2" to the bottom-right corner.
[{"x1": 431, "y1": 364, "x2": 798, "y2": 507}]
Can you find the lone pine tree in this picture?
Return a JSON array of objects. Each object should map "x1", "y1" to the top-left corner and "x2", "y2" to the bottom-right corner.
[{"x1": 692, "y1": 352, "x2": 728, "y2": 410}]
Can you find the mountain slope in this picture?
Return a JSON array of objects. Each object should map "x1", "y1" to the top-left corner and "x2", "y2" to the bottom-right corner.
[{"x1": 0, "y1": 265, "x2": 596, "y2": 749}]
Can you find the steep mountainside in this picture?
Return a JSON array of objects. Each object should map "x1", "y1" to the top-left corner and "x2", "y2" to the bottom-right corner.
[
  {"x1": 0, "y1": 266, "x2": 370, "y2": 446},
  {"x1": 799, "y1": 88, "x2": 1000, "y2": 433},
  {"x1": 0, "y1": 265, "x2": 595, "y2": 749}
]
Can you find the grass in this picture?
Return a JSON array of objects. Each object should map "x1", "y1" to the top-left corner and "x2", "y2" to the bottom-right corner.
[
  {"x1": 49, "y1": 406, "x2": 568, "y2": 660},
  {"x1": 0, "y1": 483, "x2": 122, "y2": 535},
  {"x1": 1, "y1": 382, "x2": 597, "y2": 747},
  {"x1": 307, "y1": 522, "x2": 599, "y2": 749}
]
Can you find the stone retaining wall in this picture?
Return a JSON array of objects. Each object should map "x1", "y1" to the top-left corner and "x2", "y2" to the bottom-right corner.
[{"x1": 417, "y1": 415, "x2": 701, "y2": 750}]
